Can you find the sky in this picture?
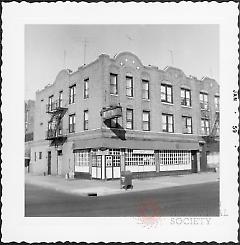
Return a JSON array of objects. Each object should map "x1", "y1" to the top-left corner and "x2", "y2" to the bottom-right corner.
[{"x1": 25, "y1": 24, "x2": 219, "y2": 100}]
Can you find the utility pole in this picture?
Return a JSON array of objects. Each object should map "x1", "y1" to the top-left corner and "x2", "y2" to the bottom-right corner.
[{"x1": 168, "y1": 49, "x2": 174, "y2": 66}]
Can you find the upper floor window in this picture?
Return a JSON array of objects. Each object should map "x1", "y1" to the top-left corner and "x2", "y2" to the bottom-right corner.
[
  {"x1": 39, "y1": 152, "x2": 42, "y2": 160},
  {"x1": 59, "y1": 91, "x2": 63, "y2": 107},
  {"x1": 48, "y1": 95, "x2": 54, "y2": 111},
  {"x1": 182, "y1": 116, "x2": 192, "y2": 134},
  {"x1": 126, "y1": 76, "x2": 133, "y2": 97},
  {"x1": 181, "y1": 88, "x2": 191, "y2": 107},
  {"x1": 69, "y1": 85, "x2": 76, "y2": 104},
  {"x1": 161, "y1": 84, "x2": 173, "y2": 104},
  {"x1": 126, "y1": 109, "x2": 133, "y2": 130},
  {"x1": 84, "y1": 110, "x2": 89, "y2": 130},
  {"x1": 200, "y1": 92, "x2": 208, "y2": 110},
  {"x1": 201, "y1": 118, "x2": 210, "y2": 135},
  {"x1": 162, "y1": 113, "x2": 174, "y2": 133},
  {"x1": 110, "y1": 73, "x2": 118, "y2": 95},
  {"x1": 142, "y1": 80, "x2": 150, "y2": 100},
  {"x1": 142, "y1": 111, "x2": 150, "y2": 131},
  {"x1": 84, "y1": 78, "x2": 89, "y2": 99},
  {"x1": 69, "y1": 114, "x2": 76, "y2": 133},
  {"x1": 214, "y1": 96, "x2": 220, "y2": 111}
]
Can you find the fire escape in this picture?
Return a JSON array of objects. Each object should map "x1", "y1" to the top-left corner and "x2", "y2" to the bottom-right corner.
[
  {"x1": 46, "y1": 99, "x2": 68, "y2": 147},
  {"x1": 202, "y1": 102, "x2": 220, "y2": 143}
]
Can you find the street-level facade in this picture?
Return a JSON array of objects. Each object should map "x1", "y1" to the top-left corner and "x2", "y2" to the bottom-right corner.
[{"x1": 29, "y1": 52, "x2": 220, "y2": 179}]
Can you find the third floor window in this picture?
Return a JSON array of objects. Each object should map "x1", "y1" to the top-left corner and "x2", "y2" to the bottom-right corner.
[
  {"x1": 69, "y1": 114, "x2": 75, "y2": 133},
  {"x1": 126, "y1": 76, "x2": 133, "y2": 97},
  {"x1": 214, "y1": 96, "x2": 220, "y2": 111},
  {"x1": 84, "y1": 78, "x2": 89, "y2": 99},
  {"x1": 110, "y1": 73, "x2": 118, "y2": 95},
  {"x1": 181, "y1": 88, "x2": 191, "y2": 107},
  {"x1": 59, "y1": 91, "x2": 63, "y2": 107},
  {"x1": 69, "y1": 85, "x2": 76, "y2": 104},
  {"x1": 142, "y1": 80, "x2": 150, "y2": 100},
  {"x1": 161, "y1": 84, "x2": 173, "y2": 103},
  {"x1": 200, "y1": 92, "x2": 208, "y2": 110}
]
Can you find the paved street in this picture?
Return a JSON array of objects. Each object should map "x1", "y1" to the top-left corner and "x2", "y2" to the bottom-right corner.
[{"x1": 25, "y1": 182, "x2": 219, "y2": 217}]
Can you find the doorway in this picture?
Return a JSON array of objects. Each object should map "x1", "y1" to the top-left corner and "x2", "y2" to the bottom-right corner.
[{"x1": 47, "y1": 151, "x2": 51, "y2": 175}]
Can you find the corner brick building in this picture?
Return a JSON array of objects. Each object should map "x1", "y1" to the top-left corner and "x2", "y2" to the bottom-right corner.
[{"x1": 29, "y1": 52, "x2": 219, "y2": 179}]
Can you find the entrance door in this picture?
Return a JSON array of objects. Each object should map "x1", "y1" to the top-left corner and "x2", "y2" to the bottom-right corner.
[
  {"x1": 47, "y1": 151, "x2": 51, "y2": 175},
  {"x1": 92, "y1": 155, "x2": 102, "y2": 179},
  {"x1": 57, "y1": 150, "x2": 62, "y2": 175},
  {"x1": 105, "y1": 155, "x2": 113, "y2": 179}
]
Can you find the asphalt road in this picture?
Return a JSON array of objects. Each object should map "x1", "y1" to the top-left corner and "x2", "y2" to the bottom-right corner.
[{"x1": 25, "y1": 182, "x2": 219, "y2": 217}]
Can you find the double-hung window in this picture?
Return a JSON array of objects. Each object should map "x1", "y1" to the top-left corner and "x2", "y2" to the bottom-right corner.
[
  {"x1": 110, "y1": 73, "x2": 118, "y2": 95},
  {"x1": 142, "y1": 80, "x2": 150, "y2": 100},
  {"x1": 69, "y1": 114, "x2": 75, "y2": 133},
  {"x1": 126, "y1": 76, "x2": 133, "y2": 97},
  {"x1": 214, "y1": 96, "x2": 220, "y2": 111},
  {"x1": 162, "y1": 113, "x2": 174, "y2": 133},
  {"x1": 182, "y1": 116, "x2": 192, "y2": 134},
  {"x1": 181, "y1": 88, "x2": 191, "y2": 107},
  {"x1": 126, "y1": 109, "x2": 133, "y2": 130},
  {"x1": 84, "y1": 110, "x2": 89, "y2": 130},
  {"x1": 201, "y1": 118, "x2": 210, "y2": 135},
  {"x1": 161, "y1": 84, "x2": 173, "y2": 103},
  {"x1": 84, "y1": 78, "x2": 89, "y2": 99},
  {"x1": 48, "y1": 95, "x2": 54, "y2": 111},
  {"x1": 200, "y1": 92, "x2": 208, "y2": 110},
  {"x1": 142, "y1": 111, "x2": 150, "y2": 131},
  {"x1": 69, "y1": 85, "x2": 76, "y2": 104},
  {"x1": 59, "y1": 91, "x2": 63, "y2": 107}
]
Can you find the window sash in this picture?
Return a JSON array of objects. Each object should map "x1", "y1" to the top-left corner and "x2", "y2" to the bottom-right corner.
[
  {"x1": 69, "y1": 85, "x2": 76, "y2": 104},
  {"x1": 142, "y1": 111, "x2": 150, "y2": 131},
  {"x1": 110, "y1": 74, "x2": 118, "y2": 95},
  {"x1": 161, "y1": 84, "x2": 172, "y2": 103},
  {"x1": 84, "y1": 111, "x2": 88, "y2": 130},
  {"x1": 142, "y1": 80, "x2": 149, "y2": 99},
  {"x1": 181, "y1": 89, "x2": 191, "y2": 106},
  {"x1": 69, "y1": 114, "x2": 75, "y2": 133},
  {"x1": 126, "y1": 109, "x2": 133, "y2": 129},
  {"x1": 162, "y1": 114, "x2": 174, "y2": 132},
  {"x1": 84, "y1": 79, "x2": 89, "y2": 99},
  {"x1": 126, "y1": 76, "x2": 133, "y2": 97}
]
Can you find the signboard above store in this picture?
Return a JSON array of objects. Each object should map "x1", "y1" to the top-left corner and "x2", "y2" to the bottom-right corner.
[
  {"x1": 133, "y1": 150, "x2": 154, "y2": 154},
  {"x1": 100, "y1": 105, "x2": 122, "y2": 120}
]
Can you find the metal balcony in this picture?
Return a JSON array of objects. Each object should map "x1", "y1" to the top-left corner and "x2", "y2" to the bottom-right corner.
[
  {"x1": 46, "y1": 129, "x2": 68, "y2": 140},
  {"x1": 46, "y1": 100, "x2": 68, "y2": 113}
]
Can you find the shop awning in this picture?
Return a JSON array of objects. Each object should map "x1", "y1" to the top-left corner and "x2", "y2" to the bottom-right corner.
[{"x1": 72, "y1": 137, "x2": 199, "y2": 151}]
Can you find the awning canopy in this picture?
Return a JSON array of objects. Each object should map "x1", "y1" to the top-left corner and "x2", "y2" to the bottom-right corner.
[{"x1": 72, "y1": 137, "x2": 199, "y2": 151}]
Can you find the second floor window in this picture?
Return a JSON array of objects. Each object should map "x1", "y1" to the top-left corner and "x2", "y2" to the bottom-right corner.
[
  {"x1": 126, "y1": 109, "x2": 133, "y2": 130},
  {"x1": 142, "y1": 80, "x2": 150, "y2": 100},
  {"x1": 69, "y1": 114, "x2": 75, "y2": 133},
  {"x1": 142, "y1": 111, "x2": 150, "y2": 131},
  {"x1": 161, "y1": 84, "x2": 173, "y2": 103},
  {"x1": 59, "y1": 91, "x2": 63, "y2": 107},
  {"x1": 110, "y1": 73, "x2": 118, "y2": 95},
  {"x1": 162, "y1": 113, "x2": 174, "y2": 133},
  {"x1": 181, "y1": 88, "x2": 191, "y2": 107},
  {"x1": 215, "y1": 96, "x2": 220, "y2": 111},
  {"x1": 69, "y1": 85, "x2": 76, "y2": 104},
  {"x1": 84, "y1": 78, "x2": 89, "y2": 99},
  {"x1": 182, "y1": 116, "x2": 192, "y2": 134},
  {"x1": 200, "y1": 92, "x2": 208, "y2": 110},
  {"x1": 84, "y1": 110, "x2": 88, "y2": 130},
  {"x1": 201, "y1": 118, "x2": 210, "y2": 135},
  {"x1": 126, "y1": 76, "x2": 133, "y2": 97}
]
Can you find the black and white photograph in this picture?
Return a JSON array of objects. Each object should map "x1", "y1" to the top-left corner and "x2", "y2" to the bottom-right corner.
[{"x1": 2, "y1": 2, "x2": 239, "y2": 243}]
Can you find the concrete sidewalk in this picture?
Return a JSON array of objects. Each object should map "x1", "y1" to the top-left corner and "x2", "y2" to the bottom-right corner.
[{"x1": 25, "y1": 172, "x2": 219, "y2": 197}]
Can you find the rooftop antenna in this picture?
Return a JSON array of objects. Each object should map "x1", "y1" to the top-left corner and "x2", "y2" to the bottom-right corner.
[
  {"x1": 168, "y1": 49, "x2": 174, "y2": 66},
  {"x1": 63, "y1": 49, "x2": 66, "y2": 69},
  {"x1": 83, "y1": 38, "x2": 89, "y2": 65}
]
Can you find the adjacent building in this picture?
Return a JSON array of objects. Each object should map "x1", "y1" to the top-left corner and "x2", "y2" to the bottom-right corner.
[{"x1": 29, "y1": 52, "x2": 220, "y2": 179}]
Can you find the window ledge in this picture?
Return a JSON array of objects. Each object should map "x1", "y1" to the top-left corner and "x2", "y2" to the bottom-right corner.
[
  {"x1": 110, "y1": 94, "x2": 118, "y2": 97},
  {"x1": 161, "y1": 102, "x2": 174, "y2": 106},
  {"x1": 127, "y1": 96, "x2": 134, "y2": 99},
  {"x1": 181, "y1": 105, "x2": 192, "y2": 109},
  {"x1": 142, "y1": 99, "x2": 150, "y2": 102}
]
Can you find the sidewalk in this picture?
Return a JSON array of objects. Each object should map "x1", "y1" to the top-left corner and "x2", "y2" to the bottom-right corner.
[{"x1": 25, "y1": 172, "x2": 219, "y2": 197}]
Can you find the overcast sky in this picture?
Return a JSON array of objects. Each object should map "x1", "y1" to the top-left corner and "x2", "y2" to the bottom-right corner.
[{"x1": 25, "y1": 24, "x2": 219, "y2": 100}]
